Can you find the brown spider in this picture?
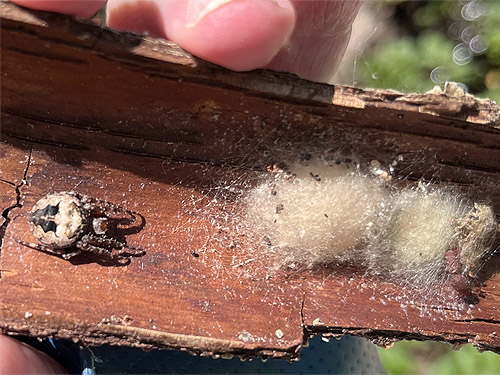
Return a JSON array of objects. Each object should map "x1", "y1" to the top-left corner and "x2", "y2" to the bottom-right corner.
[{"x1": 16, "y1": 191, "x2": 145, "y2": 265}]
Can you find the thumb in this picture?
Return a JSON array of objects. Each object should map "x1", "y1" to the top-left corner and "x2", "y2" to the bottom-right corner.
[{"x1": 106, "y1": 0, "x2": 296, "y2": 71}]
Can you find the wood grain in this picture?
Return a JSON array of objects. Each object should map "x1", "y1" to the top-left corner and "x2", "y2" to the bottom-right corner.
[{"x1": 1, "y1": 0, "x2": 500, "y2": 358}]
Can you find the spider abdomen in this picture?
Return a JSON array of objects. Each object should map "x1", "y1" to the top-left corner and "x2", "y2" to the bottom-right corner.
[{"x1": 29, "y1": 192, "x2": 85, "y2": 248}]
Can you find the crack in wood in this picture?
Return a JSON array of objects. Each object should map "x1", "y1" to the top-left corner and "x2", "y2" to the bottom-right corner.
[
  {"x1": 8, "y1": 135, "x2": 90, "y2": 151},
  {"x1": 0, "y1": 149, "x2": 31, "y2": 279},
  {"x1": 107, "y1": 147, "x2": 260, "y2": 170},
  {"x1": 2, "y1": 108, "x2": 102, "y2": 131},
  {"x1": 2, "y1": 0, "x2": 500, "y2": 357},
  {"x1": 0, "y1": 179, "x2": 16, "y2": 187}
]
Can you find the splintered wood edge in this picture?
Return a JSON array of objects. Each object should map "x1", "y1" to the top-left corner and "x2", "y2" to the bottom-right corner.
[
  {"x1": 1, "y1": 0, "x2": 500, "y2": 357},
  {"x1": 2, "y1": 0, "x2": 499, "y2": 127}
]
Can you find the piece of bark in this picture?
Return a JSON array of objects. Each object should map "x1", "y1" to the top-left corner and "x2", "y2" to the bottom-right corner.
[{"x1": 1, "y1": 0, "x2": 500, "y2": 358}]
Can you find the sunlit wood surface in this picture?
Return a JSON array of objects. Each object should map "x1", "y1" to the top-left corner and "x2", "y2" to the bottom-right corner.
[{"x1": 1, "y1": 0, "x2": 500, "y2": 358}]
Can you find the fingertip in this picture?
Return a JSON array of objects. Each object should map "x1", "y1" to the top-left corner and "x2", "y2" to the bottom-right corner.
[
  {"x1": 107, "y1": 0, "x2": 296, "y2": 71},
  {"x1": 166, "y1": 0, "x2": 296, "y2": 71},
  {"x1": 10, "y1": 0, "x2": 106, "y2": 18},
  {"x1": 0, "y1": 335, "x2": 67, "y2": 374}
]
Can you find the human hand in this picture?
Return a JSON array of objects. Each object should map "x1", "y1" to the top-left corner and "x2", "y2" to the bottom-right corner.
[
  {"x1": 0, "y1": 335, "x2": 67, "y2": 374},
  {"x1": 2, "y1": 1, "x2": 361, "y2": 372},
  {"x1": 10, "y1": 0, "x2": 362, "y2": 82}
]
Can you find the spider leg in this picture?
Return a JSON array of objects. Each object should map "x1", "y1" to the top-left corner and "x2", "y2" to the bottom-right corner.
[
  {"x1": 15, "y1": 238, "x2": 80, "y2": 259},
  {"x1": 61, "y1": 249, "x2": 82, "y2": 259},
  {"x1": 81, "y1": 234, "x2": 125, "y2": 250},
  {"x1": 114, "y1": 246, "x2": 145, "y2": 257},
  {"x1": 77, "y1": 193, "x2": 136, "y2": 223},
  {"x1": 82, "y1": 234, "x2": 145, "y2": 257},
  {"x1": 76, "y1": 241, "x2": 130, "y2": 265}
]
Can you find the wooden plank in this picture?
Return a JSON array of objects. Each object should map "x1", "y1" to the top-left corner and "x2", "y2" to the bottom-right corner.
[
  {"x1": 1, "y1": 0, "x2": 500, "y2": 358},
  {"x1": 0, "y1": 139, "x2": 305, "y2": 357},
  {"x1": 0, "y1": 143, "x2": 29, "y2": 267}
]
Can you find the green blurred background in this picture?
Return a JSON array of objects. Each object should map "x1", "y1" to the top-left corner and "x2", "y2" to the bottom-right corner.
[
  {"x1": 343, "y1": 0, "x2": 500, "y2": 373},
  {"x1": 334, "y1": 0, "x2": 499, "y2": 103},
  {"x1": 378, "y1": 341, "x2": 500, "y2": 375}
]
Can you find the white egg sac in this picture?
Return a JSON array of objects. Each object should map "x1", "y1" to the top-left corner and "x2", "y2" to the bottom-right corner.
[{"x1": 243, "y1": 157, "x2": 499, "y2": 291}]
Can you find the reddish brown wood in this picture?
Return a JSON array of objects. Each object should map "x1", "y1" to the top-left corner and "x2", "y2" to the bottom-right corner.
[
  {"x1": 0, "y1": 142, "x2": 305, "y2": 357},
  {"x1": 1, "y1": 0, "x2": 500, "y2": 358},
  {"x1": 0, "y1": 143, "x2": 28, "y2": 259}
]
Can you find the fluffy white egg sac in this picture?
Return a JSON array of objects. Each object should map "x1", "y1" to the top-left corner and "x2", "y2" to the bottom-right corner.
[
  {"x1": 242, "y1": 156, "x2": 499, "y2": 294},
  {"x1": 368, "y1": 189, "x2": 465, "y2": 284},
  {"x1": 453, "y1": 203, "x2": 498, "y2": 277},
  {"x1": 244, "y1": 161, "x2": 387, "y2": 268},
  {"x1": 368, "y1": 188, "x2": 498, "y2": 287}
]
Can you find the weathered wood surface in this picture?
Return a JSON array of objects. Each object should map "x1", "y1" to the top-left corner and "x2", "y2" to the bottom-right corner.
[{"x1": 1, "y1": 0, "x2": 500, "y2": 358}]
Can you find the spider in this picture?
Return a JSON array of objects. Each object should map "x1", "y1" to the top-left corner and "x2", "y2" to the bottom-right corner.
[{"x1": 17, "y1": 191, "x2": 145, "y2": 265}]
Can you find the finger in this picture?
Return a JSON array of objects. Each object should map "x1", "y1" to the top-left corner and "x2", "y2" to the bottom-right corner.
[
  {"x1": 265, "y1": 0, "x2": 363, "y2": 82},
  {"x1": 106, "y1": 0, "x2": 296, "y2": 71},
  {"x1": 0, "y1": 335, "x2": 67, "y2": 374},
  {"x1": 10, "y1": 0, "x2": 106, "y2": 18}
]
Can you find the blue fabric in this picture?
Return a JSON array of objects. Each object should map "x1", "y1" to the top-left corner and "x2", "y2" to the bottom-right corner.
[{"x1": 91, "y1": 335, "x2": 384, "y2": 374}]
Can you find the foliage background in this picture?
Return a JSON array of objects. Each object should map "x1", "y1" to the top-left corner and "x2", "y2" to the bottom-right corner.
[
  {"x1": 346, "y1": 1, "x2": 500, "y2": 373},
  {"x1": 337, "y1": 0, "x2": 499, "y2": 103},
  {"x1": 378, "y1": 341, "x2": 500, "y2": 375}
]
